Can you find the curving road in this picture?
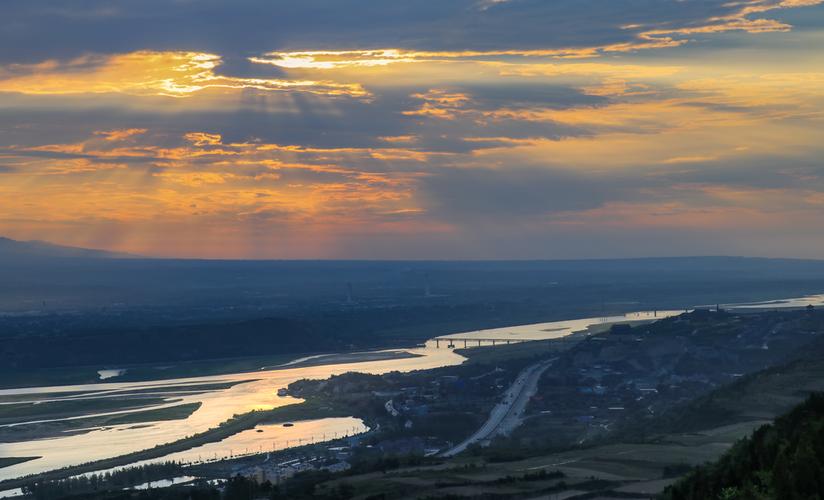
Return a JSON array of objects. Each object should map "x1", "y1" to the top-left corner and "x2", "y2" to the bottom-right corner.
[{"x1": 440, "y1": 358, "x2": 555, "y2": 457}]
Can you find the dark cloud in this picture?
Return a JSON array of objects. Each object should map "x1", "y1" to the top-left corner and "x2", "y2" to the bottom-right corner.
[
  {"x1": 418, "y1": 155, "x2": 824, "y2": 227},
  {"x1": 0, "y1": 0, "x2": 791, "y2": 64},
  {"x1": 418, "y1": 166, "x2": 626, "y2": 222},
  {"x1": 0, "y1": 80, "x2": 604, "y2": 154},
  {"x1": 458, "y1": 84, "x2": 605, "y2": 110},
  {"x1": 0, "y1": 148, "x2": 155, "y2": 164},
  {"x1": 652, "y1": 156, "x2": 824, "y2": 191}
]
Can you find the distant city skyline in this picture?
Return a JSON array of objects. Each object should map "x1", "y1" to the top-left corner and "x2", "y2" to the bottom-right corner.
[{"x1": 1, "y1": 1, "x2": 823, "y2": 259}]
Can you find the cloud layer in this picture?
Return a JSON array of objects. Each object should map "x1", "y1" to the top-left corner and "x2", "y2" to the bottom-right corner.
[{"x1": 0, "y1": 0, "x2": 823, "y2": 258}]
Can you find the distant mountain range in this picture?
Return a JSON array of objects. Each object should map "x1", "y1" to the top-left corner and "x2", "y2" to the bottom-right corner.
[
  {"x1": 2, "y1": 234, "x2": 824, "y2": 266},
  {"x1": 0, "y1": 236, "x2": 136, "y2": 259}
]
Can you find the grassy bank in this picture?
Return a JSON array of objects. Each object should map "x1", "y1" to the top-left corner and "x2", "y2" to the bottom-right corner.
[
  {"x1": 0, "y1": 457, "x2": 39, "y2": 469},
  {"x1": 0, "y1": 353, "x2": 303, "y2": 390},
  {"x1": 0, "y1": 402, "x2": 204, "y2": 443},
  {"x1": 0, "y1": 397, "x2": 173, "y2": 424},
  {"x1": 105, "y1": 402, "x2": 203, "y2": 426},
  {"x1": 0, "y1": 348, "x2": 422, "y2": 391},
  {"x1": 261, "y1": 399, "x2": 351, "y2": 424}
]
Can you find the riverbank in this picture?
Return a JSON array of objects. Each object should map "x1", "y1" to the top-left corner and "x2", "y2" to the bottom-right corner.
[
  {"x1": 0, "y1": 353, "x2": 312, "y2": 390},
  {"x1": 3, "y1": 299, "x2": 817, "y2": 487},
  {"x1": 0, "y1": 393, "x2": 365, "y2": 489},
  {"x1": 0, "y1": 311, "x2": 671, "y2": 483},
  {"x1": 0, "y1": 349, "x2": 425, "y2": 391},
  {"x1": 0, "y1": 459, "x2": 37, "y2": 471},
  {"x1": 0, "y1": 403, "x2": 204, "y2": 443},
  {"x1": 0, "y1": 409, "x2": 278, "y2": 491},
  {"x1": 268, "y1": 350, "x2": 422, "y2": 370}
]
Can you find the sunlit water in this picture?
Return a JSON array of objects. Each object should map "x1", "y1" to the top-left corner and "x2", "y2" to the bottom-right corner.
[
  {"x1": 97, "y1": 369, "x2": 127, "y2": 381},
  {"x1": 46, "y1": 417, "x2": 370, "y2": 488},
  {"x1": 158, "y1": 417, "x2": 369, "y2": 464},
  {"x1": 722, "y1": 293, "x2": 824, "y2": 310},
  {"x1": 132, "y1": 476, "x2": 197, "y2": 490},
  {"x1": 0, "y1": 295, "x2": 819, "y2": 483}
]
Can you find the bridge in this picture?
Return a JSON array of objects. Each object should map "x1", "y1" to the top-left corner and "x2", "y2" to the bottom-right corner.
[
  {"x1": 431, "y1": 337, "x2": 530, "y2": 348},
  {"x1": 430, "y1": 334, "x2": 581, "y2": 348}
]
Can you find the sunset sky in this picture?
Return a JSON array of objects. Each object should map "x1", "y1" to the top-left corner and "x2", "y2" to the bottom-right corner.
[{"x1": 1, "y1": 0, "x2": 823, "y2": 259}]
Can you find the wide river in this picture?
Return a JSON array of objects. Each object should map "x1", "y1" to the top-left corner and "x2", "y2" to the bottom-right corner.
[{"x1": 1, "y1": 294, "x2": 822, "y2": 485}]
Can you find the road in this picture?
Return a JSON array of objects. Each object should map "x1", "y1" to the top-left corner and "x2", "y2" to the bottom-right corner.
[{"x1": 440, "y1": 358, "x2": 555, "y2": 457}]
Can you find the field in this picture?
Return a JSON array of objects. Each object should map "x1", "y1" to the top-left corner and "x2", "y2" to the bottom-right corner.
[{"x1": 286, "y1": 414, "x2": 768, "y2": 499}]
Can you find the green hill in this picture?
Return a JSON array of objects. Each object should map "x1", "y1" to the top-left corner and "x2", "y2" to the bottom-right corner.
[{"x1": 663, "y1": 393, "x2": 824, "y2": 500}]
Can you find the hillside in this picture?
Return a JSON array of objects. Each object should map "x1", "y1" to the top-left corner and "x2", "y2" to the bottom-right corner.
[
  {"x1": 494, "y1": 309, "x2": 824, "y2": 455},
  {"x1": 0, "y1": 236, "x2": 133, "y2": 259},
  {"x1": 634, "y1": 335, "x2": 824, "y2": 437},
  {"x1": 664, "y1": 393, "x2": 824, "y2": 499}
]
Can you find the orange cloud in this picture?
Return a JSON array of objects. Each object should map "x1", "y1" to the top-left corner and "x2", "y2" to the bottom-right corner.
[
  {"x1": 94, "y1": 128, "x2": 148, "y2": 141},
  {"x1": 184, "y1": 132, "x2": 224, "y2": 146},
  {"x1": 1, "y1": 130, "x2": 427, "y2": 232},
  {"x1": 403, "y1": 89, "x2": 473, "y2": 120},
  {"x1": 0, "y1": 51, "x2": 370, "y2": 98}
]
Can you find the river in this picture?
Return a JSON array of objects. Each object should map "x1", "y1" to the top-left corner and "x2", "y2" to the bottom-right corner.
[{"x1": 1, "y1": 295, "x2": 821, "y2": 485}]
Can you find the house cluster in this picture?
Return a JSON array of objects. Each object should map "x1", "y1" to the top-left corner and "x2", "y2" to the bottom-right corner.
[{"x1": 241, "y1": 447, "x2": 353, "y2": 485}]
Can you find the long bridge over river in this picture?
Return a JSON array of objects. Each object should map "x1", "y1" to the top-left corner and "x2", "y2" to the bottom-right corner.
[{"x1": 431, "y1": 337, "x2": 530, "y2": 348}]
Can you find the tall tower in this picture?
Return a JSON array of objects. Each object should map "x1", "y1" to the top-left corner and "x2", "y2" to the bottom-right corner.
[{"x1": 346, "y1": 282, "x2": 354, "y2": 304}]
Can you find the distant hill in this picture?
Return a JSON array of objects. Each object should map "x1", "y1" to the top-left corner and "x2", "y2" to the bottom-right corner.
[
  {"x1": 0, "y1": 236, "x2": 135, "y2": 259},
  {"x1": 0, "y1": 236, "x2": 823, "y2": 323},
  {"x1": 624, "y1": 324, "x2": 824, "y2": 438}
]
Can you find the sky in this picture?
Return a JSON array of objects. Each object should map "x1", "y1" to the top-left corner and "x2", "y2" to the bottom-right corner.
[{"x1": 1, "y1": 0, "x2": 823, "y2": 259}]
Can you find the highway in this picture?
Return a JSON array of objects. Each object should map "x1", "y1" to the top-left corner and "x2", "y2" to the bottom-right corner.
[{"x1": 440, "y1": 357, "x2": 555, "y2": 457}]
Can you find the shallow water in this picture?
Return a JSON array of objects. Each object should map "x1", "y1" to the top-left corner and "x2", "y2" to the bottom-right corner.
[
  {"x1": 0, "y1": 346, "x2": 464, "y2": 480},
  {"x1": 97, "y1": 369, "x2": 127, "y2": 381},
  {"x1": 723, "y1": 293, "x2": 824, "y2": 309},
  {"x1": 1, "y1": 297, "x2": 818, "y2": 482},
  {"x1": 132, "y1": 476, "x2": 197, "y2": 490},
  {"x1": 0, "y1": 487, "x2": 22, "y2": 499},
  {"x1": 158, "y1": 417, "x2": 369, "y2": 464}
]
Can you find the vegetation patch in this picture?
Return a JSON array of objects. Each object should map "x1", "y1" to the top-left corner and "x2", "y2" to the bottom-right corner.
[
  {"x1": 0, "y1": 457, "x2": 40, "y2": 469},
  {"x1": 664, "y1": 393, "x2": 824, "y2": 499}
]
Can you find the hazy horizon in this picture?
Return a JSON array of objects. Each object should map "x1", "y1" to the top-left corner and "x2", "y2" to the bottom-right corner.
[{"x1": 7, "y1": 234, "x2": 824, "y2": 262}]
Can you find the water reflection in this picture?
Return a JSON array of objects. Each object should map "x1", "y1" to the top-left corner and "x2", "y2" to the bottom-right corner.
[
  {"x1": 723, "y1": 293, "x2": 824, "y2": 310},
  {"x1": 97, "y1": 369, "x2": 127, "y2": 381},
  {"x1": 0, "y1": 346, "x2": 463, "y2": 480},
  {"x1": 0, "y1": 487, "x2": 23, "y2": 499},
  {"x1": 132, "y1": 476, "x2": 197, "y2": 490},
  {"x1": 3, "y1": 300, "x2": 817, "y2": 482},
  {"x1": 159, "y1": 417, "x2": 368, "y2": 464}
]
